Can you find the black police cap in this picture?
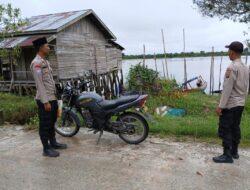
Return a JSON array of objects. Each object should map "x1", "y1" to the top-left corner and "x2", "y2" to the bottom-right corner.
[
  {"x1": 32, "y1": 37, "x2": 48, "y2": 48},
  {"x1": 225, "y1": 41, "x2": 244, "y2": 54}
]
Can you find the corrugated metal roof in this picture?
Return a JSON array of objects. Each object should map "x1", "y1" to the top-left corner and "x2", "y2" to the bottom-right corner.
[
  {"x1": 0, "y1": 35, "x2": 55, "y2": 48},
  {"x1": 0, "y1": 10, "x2": 121, "y2": 48},
  {"x1": 20, "y1": 10, "x2": 89, "y2": 33}
]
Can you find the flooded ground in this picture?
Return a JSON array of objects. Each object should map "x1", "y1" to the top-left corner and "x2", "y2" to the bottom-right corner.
[{"x1": 1, "y1": 125, "x2": 250, "y2": 190}]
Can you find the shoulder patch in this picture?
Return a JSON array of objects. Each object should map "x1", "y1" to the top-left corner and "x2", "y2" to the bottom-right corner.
[
  {"x1": 34, "y1": 64, "x2": 41, "y2": 69},
  {"x1": 33, "y1": 63, "x2": 42, "y2": 75}
]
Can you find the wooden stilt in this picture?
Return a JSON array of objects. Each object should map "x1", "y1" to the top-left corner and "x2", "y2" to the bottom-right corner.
[
  {"x1": 210, "y1": 47, "x2": 215, "y2": 94},
  {"x1": 143, "y1": 44, "x2": 146, "y2": 67},
  {"x1": 162, "y1": 60, "x2": 166, "y2": 78},
  {"x1": 183, "y1": 29, "x2": 187, "y2": 87},
  {"x1": 161, "y1": 29, "x2": 169, "y2": 79},
  {"x1": 154, "y1": 53, "x2": 158, "y2": 72},
  {"x1": 218, "y1": 56, "x2": 223, "y2": 91}
]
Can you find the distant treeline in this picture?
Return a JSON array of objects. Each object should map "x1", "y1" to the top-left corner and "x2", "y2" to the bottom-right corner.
[{"x1": 123, "y1": 51, "x2": 250, "y2": 60}]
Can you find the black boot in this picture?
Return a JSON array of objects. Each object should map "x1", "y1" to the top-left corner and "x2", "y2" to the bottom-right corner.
[
  {"x1": 231, "y1": 144, "x2": 239, "y2": 159},
  {"x1": 43, "y1": 148, "x2": 60, "y2": 157},
  {"x1": 50, "y1": 138, "x2": 67, "y2": 149},
  {"x1": 213, "y1": 147, "x2": 233, "y2": 163}
]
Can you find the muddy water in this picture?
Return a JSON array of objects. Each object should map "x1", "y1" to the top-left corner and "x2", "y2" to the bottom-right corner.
[{"x1": 0, "y1": 126, "x2": 250, "y2": 190}]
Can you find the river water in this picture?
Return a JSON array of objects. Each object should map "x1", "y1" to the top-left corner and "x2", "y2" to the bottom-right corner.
[{"x1": 122, "y1": 56, "x2": 248, "y2": 93}]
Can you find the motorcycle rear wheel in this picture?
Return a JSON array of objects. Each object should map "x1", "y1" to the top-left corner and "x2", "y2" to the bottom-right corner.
[{"x1": 117, "y1": 112, "x2": 149, "y2": 144}]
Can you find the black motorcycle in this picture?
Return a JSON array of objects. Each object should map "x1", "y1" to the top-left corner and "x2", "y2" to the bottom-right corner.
[{"x1": 55, "y1": 80, "x2": 149, "y2": 144}]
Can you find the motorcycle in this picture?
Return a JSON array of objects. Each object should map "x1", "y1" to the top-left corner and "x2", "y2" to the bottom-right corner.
[{"x1": 55, "y1": 80, "x2": 149, "y2": 144}]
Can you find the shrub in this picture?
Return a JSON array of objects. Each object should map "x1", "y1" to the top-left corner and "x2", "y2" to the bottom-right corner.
[
  {"x1": 0, "y1": 93, "x2": 37, "y2": 125},
  {"x1": 127, "y1": 64, "x2": 159, "y2": 92}
]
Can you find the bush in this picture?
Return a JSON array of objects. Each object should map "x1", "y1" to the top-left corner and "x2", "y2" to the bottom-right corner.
[
  {"x1": 0, "y1": 93, "x2": 37, "y2": 125},
  {"x1": 127, "y1": 64, "x2": 159, "y2": 92}
]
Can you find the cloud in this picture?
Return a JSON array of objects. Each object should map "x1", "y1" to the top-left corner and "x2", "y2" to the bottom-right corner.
[{"x1": 2, "y1": 0, "x2": 249, "y2": 54}]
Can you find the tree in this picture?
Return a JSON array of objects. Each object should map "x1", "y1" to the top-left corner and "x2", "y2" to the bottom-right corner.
[
  {"x1": 193, "y1": 0, "x2": 250, "y2": 23},
  {"x1": 0, "y1": 3, "x2": 27, "y2": 62}
]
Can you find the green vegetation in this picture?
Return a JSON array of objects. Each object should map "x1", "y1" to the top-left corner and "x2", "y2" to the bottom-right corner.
[
  {"x1": 0, "y1": 73, "x2": 250, "y2": 146},
  {"x1": 146, "y1": 91, "x2": 250, "y2": 146},
  {"x1": 126, "y1": 65, "x2": 250, "y2": 146},
  {"x1": 0, "y1": 3, "x2": 27, "y2": 62},
  {"x1": 123, "y1": 51, "x2": 250, "y2": 60},
  {"x1": 0, "y1": 93, "x2": 37, "y2": 125},
  {"x1": 127, "y1": 64, "x2": 159, "y2": 92}
]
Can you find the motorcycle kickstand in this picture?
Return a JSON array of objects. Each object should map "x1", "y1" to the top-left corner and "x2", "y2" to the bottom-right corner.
[{"x1": 96, "y1": 130, "x2": 103, "y2": 145}]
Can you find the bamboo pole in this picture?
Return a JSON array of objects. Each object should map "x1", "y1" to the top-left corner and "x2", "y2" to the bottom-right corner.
[
  {"x1": 210, "y1": 47, "x2": 215, "y2": 94},
  {"x1": 161, "y1": 29, "x2": 169, "y2": 78},
  {"x1": 218, "y1": 56, "x2": 223, "y2": 91},
  {"x1": 154, "y1": 53, "x2": 158, "y2": 72},
  {"x1": 183, "y1": 29, "x2": 187, "y2": 87},
  {"x1": 162, "y1": 60, "x2": 166, "y2": 78},
  {"x1": 143, "y1": 44, "x2": 146, "y2": 67},
  {"x1": 245, "y1": 48, "x2": 248, "y2": 65}
]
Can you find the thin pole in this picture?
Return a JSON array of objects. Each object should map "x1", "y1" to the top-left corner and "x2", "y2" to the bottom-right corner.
[
  {"x1": 143, "y1": 44, "x2": 146, "y2": 67},
  {"x1": 218, "y1": 56, "x2": 223, "y2": 91},
  {"x1": 210, "y1": 47, "x2": 215, "y2": 94},
  {"x1": 162, "y1": 60, "x2": 166, "y2": 78},
  {"x1": 245, "y1": 48, "x2": 248, "y2": 65},
  {"x1": 183, "y1": 29, "x2": 187, "y2": 86},
  {"x1": 161, "y1": 29, "x2": 169, "y2": 78},
  {"x1": 154, "y1": 53, "x2": 158, "y2": 72}
]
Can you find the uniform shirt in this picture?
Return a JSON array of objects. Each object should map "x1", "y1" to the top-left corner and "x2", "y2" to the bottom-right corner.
[
  {"x1": 219, "y1": 58, "x2": 249, "y2": 109},
  {"x1": 30, "y1": 54, "x2": 57, "y2": 103}
]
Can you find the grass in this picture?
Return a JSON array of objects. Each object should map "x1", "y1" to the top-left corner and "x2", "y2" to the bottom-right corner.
[
  {"x1": 0, "y1": 90, "x2": 250, "y2": 146},
  {"x1": 146, "y1": 91, "x2": 250, "y2": 146},
  {"x1": 0, "y1": 93, "x2": 37, "y2": 125}
]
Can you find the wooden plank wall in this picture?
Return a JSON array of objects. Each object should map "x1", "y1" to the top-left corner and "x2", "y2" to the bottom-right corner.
[
  {"x1": 56, "y1": 16, "x2": 122, "y2": 79},
  {"x1": 57, "y1": 32, "x2": 94, "y2": 79}
]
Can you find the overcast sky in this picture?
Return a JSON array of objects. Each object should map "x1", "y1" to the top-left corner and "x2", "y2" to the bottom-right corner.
[{"x1": 2, "y1": 0, "x2": 249, "y2": 54}]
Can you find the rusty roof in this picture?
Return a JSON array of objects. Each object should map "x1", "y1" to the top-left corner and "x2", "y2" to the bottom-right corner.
[
  {"x1": 11, "y1": 10, "x2": 116, "y2": 40},
  {"x1": 0, "y1": 35, "x2": 56, "y2": 48},
  {"x1": 20, "y1": 10, "x2": 89, "y2": 33},
  {"x1": 0, "y1": 10, "x2": 122, "y2": 49}
]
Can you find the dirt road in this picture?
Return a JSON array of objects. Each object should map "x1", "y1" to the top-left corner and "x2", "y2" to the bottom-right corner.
[{"x1": 0, "y1": 125, "x2": 250, "y2": 190}]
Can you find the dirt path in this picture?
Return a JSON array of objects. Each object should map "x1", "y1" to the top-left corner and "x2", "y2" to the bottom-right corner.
[{"x1": 0, "y1": 125, "x2": 250, "y2": 190}]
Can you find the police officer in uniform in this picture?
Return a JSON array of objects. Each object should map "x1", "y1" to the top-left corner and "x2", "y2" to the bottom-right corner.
[
  {"x1": 213, "y1": 41, "x2": 249, "y2": 163},
  {"x1": 31, "y1": 37, "x2": 67, "y2": 157}
]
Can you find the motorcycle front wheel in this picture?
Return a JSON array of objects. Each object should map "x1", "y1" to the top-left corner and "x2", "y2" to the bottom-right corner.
[
  {"x1": 117, "y1": 112, "x2": 149, "y2": 144},
  {"x1": 55, "y1": 109, "x2": 81, "y2": 137}
]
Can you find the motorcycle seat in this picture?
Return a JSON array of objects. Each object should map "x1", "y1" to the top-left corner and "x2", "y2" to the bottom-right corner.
[{"x1": 99, "y1": 95, "x2": 139, "y2": 110}]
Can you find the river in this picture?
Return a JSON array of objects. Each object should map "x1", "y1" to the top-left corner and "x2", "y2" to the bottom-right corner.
[{"x1": 122, "y1": 56, "x2": 248, "y2": 93}]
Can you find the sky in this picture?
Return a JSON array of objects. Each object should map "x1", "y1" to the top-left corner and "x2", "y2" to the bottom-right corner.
[{"x1": 1, "y1": 0, "x2": 249, "y2": 54}]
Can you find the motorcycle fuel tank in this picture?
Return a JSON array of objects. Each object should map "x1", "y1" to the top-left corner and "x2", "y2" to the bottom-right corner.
[{"x1": 76, "y1": 92, "x2": 103, "y2": 107}]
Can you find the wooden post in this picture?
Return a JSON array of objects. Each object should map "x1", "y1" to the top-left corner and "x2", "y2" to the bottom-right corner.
[
  {"x1": 94, "y1": 45, "x2": 98, "y2": 75},
  {"x1": 183, "y1": 29, "x2": 187, "y2": 87},
  {"x1": 161, "y1": 29, "x2": 169, "y2": 79},
  {"x1": 143, "y1": 44, "x2": 146, "y2": 67},
  {"x1": 9, "y1": 50, "x2": 14, "y2": 92},
  {"x1": 0, "y1": 110, "x2": 3, "y2": 126},
  {"x1": 154, "y1": 53, "x2": 158, "y2": 72},
  {"x1": 218, "y1": 56, "x2": 223, "y2": 91},
  {"x1": 210, "y1": 47, "x2": 215, "y2": 94},
  {"x1": 245, "y1": 48, "x2": 248, "y2": 65},
  {"x1": 162, "y1": 60, "x2": 166, "y2": 78}
]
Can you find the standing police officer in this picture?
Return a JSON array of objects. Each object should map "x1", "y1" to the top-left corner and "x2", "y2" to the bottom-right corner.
[
  {"x1": 31, "y1": 37, "x2": 67, "y2": 157},
  {"x1": 213, "y1": 41, "x2": 249, "y2": 163}
]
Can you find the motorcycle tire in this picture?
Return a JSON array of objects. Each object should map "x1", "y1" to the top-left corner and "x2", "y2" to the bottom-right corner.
[
  {"x1": 55, "y1": 109, "x2": 81, "y2": 137},
  {"x1": 117, "y1": 112, "x2": 149, "y2": 144}
]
